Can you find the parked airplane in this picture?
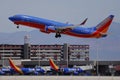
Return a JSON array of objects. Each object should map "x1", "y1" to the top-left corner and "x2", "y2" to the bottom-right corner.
[
  {"x1": 9, "y1": 14, "x2": 114, "y2": 38},
  {"x1": 35, "y1": 66, "x2": 46, "y2": 75},
  {"x1": 49, "y1": 58, "x2": 92, "y2": 75},
  {"x1": 0, "y1": 69, "x2": 5, "y2": 75},
  {"x1": 0, "y1": 67, "x2": 15, "y2": 75},
  {"x1": 8, "y1": 58, "x2": 45, "y2": 75}
]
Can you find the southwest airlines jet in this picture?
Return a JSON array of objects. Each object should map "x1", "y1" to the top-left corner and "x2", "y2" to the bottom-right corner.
[
  {"x1": 8, "y1": 58, "x2": 45, "y2": 75},
  {"x1": 9, "y1": 15, "x2": 114, "y2": 38},
  {"x1": 49, "y1": 58, "x2": 92, "y2": 75}
]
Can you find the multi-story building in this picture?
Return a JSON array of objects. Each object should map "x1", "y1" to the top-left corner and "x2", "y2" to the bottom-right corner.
[
  {"x1": 0, "y1": 43, "x2": 89, "y2": 62},
  {"x1": 69, "y1": 44, "x2": 89, "y2": 61},
  {"x1": 30, "y1": 44, "x2": 63, "y2": 61},
  {"x1": 0, "y1": 44, "x2": 24, "y2": 60}
]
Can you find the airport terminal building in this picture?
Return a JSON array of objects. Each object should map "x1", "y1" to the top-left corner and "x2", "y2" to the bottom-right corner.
[
  {"x1": 0, "y1": 43, "x2": 89, "y2": 61},
  {"x1": 0, "y1": 35, "x2": 89, "y2": 62},
  {"x1": 0, "y1": 41, "x2": 120, "y2": 76}
]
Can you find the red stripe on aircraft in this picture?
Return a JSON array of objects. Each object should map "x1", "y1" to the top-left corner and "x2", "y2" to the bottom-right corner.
[{"x1": 14, "y1": 21, "x2": 45, "y2": 29}]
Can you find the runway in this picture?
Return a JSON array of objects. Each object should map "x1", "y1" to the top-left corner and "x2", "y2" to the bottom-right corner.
[{"x1": 0, "y1": 76, "x2": 119, "y2": 80}]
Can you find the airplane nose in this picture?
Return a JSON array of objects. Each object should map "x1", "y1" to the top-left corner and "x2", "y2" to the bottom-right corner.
[{"x1": 8, "y1": 16, "x2": 14, "y2": 21}]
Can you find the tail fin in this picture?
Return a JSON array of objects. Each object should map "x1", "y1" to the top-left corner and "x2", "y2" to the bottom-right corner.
[
  {"x1": 95, "y1": 15, "x2": 114, "y2": 33},
  {"x1": 8, "y1": 58, "x2": 24, "y2": 74},
  {"x1": 49, "y1": 58, "x2": 59, "y2": 71}
]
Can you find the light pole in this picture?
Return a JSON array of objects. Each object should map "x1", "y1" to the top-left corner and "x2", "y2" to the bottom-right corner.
[
  {"x1": 38, "y1": 45, "x2": 40, "y2": 67},
  {"x1": 96, "y1": 39, "x2": 99, "y2": 76},
  {"x1": 2, "y1": 44, "x2": 4, "y2": 67},
  {"x1": 66, "y1": 44, "x2": 69, "y2": 68},
  {"x1": 67, "y1": 51, "x2": 68, "y2": 68}
]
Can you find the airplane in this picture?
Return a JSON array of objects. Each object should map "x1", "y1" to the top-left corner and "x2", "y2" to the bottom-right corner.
[
  {"x1": 9, "y1": 14, "x2": 114, "y2": 38},
  {"x1": 0, "y1": 67, "x2": 15, "y2": 75},
  {"x1": 8, "y1": 58, "x2": 45, "y2": 75},
  {"x1": 35, "y1": 66, "x2": 46, "y2": 75},
  {"x1": 0, "y1": 69, "x2": 5, "y2": 75},
  {"x1": 49, "y1": 58, "x2": 92, "y2": 75}
]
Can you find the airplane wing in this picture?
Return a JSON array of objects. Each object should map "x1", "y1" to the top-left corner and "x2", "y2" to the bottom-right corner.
[
  {"x1": 54, "y1": 18, "x2": 88, "y2": 38},
  {"x1": 54, "y1": 18, "x2": 88, "y2": 30}
]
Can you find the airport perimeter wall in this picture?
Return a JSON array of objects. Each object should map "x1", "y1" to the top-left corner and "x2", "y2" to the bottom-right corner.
[{"x1": 0, "y1": 76, "x2": 120, "y2": 80}]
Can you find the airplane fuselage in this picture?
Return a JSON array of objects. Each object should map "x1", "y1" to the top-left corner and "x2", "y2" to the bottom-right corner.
[
  {"x1": 60, "y1": 67, "x2": 83, "y2": 75},
  {"x1": 9, "y1": 15, "x2": 97, "y2": 38},
  {"x1": 9, "y1": 15, "x2": 114, "y2": 38}
]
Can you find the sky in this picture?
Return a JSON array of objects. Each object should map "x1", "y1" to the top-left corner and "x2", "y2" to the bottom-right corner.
[{"x1": 0, "y1": 0, "x2": 120, "y2": 33}]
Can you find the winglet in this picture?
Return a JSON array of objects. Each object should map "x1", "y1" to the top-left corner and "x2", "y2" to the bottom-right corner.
[
  {"x1": 8, "y1": 58, "x2": 24, "y2": 74},
  {"x1": 49, "y1": 58, "x2": 59, "y2": 71},
  {"x1": 80, "y1": 18, "x2": 88, "y2": 25}
]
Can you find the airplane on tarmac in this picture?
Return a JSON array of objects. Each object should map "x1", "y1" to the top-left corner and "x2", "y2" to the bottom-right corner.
[
  {"x1": 9, "y1": 14, "x2": 114, "y2": 38},
  {"x1": 0, "y1": 69, "x2": 5, "y2": 75},
  {"x1": 49, "y1": 58, "x2": 92, "y2": 75},
  {"x1": 0, "y1": 67, "x2": 15, "y2": 75},
  {"x1": 8, "y1": 58, "x2": 45, "y2": 75}
]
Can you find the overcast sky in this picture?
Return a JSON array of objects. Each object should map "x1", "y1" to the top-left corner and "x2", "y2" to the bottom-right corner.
[{"x1": 0, "y1": 0, "x2": 120, "y2": 33}]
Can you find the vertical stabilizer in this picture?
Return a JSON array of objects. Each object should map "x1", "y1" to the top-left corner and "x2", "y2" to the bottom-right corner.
[
  {"x1": 49, "y1": 58, "x2": 59, "y2": 71},
  {"x1": 96, "y1": 15, "x2": 114, "y2": 33},
  {"x1": 8, "y1": 58, "x2": 23, "y2": 74}
]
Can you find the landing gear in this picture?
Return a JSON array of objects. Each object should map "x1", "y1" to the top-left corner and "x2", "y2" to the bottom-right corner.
[
  {"x1": 55, "y1": 32, "x2": 61, "y2": 38},
  {"x1": 55, "y1": 29, "x2": 64, "y2": 38},
  {"x1": 16, "y1": 25, "x2": 19, "y2": 28}
]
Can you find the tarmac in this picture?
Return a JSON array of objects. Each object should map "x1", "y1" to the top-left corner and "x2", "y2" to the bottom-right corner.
[{"x1": 0, "y1": 76, "x2": 120, "y2": 80}]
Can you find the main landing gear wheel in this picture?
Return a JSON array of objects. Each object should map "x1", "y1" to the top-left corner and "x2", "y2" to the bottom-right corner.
[
  {"x1": 55, "y1": 33, "x2": 61, "y2": 38},
  {"x1": 17, "y1": 25, "x2": 19, "y2": 28}
]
